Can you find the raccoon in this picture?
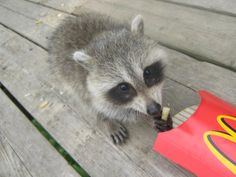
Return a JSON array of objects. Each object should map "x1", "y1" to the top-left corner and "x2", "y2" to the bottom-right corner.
[{"x1": 48, "y1": 13, "x2": 172, "y2": 144}]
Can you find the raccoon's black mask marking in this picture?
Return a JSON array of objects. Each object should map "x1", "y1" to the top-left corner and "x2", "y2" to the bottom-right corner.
[
  {"x1": 107, "y1": 82, "x2": 137, "y2": 105},
  {"x1": 143, "y1": 61, "x2": 165, "y2": 87}
]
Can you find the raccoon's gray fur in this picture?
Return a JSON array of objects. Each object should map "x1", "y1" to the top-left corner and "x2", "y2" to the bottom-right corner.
[{"x1": 48, "y1": 13, "x2": 170, "y2": 144}]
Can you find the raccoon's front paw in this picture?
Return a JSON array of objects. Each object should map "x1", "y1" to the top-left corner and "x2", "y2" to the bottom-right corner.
[
  {"x1": 154, "y1": 114, "x2": 173, "y2": 132},
  {"x1": 110, "y1": 124, "x2": 128, "y2": 145}
]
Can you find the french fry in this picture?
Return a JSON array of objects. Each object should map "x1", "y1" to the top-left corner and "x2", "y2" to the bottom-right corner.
[{"x1": 161, "y1": 107, "x2": 170, "y2": 121}]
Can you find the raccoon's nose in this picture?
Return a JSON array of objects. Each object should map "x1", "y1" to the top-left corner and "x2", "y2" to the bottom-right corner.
[{"x1": 147, "y1": 102, "x2": 161, "y2": 116}]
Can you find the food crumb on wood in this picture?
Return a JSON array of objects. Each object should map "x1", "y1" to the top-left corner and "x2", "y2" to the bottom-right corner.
[
  {"x1": 57, "y1": 13, "x2": 62, "y2": 17},
  {"x1": 24, "y1": 93, "x2": 31, "y2": 97},
  {"x1": 39, "y1": 101, "x2": 49, "y2": 109},
  {"x1": 35, "y1": 20, "x2": 42, "y2": 25}
]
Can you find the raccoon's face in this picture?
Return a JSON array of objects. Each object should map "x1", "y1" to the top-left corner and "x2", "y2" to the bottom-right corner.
[
  {"x1": 73, "y1": 15, "x2": 167, "y2": 119},
  {"x1": 104, "y1": 53, "x2": 166, "y2": 118}
]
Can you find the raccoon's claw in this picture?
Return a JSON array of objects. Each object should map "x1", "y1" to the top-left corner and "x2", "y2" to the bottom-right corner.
[
  {"x1": 105, "y1": 120, "x2": 129, "y2": 145},
  {"x1": 154, "y1": 115, "x2": 173, "y2": 132},
  {"x1": 110, "y1": 126, "x2": 128, "y2": 145}
]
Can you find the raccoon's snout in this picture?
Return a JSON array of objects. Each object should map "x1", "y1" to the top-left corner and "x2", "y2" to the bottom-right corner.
[{"x1": 147, "y1": 102, "x2": 161, "y2": 117}]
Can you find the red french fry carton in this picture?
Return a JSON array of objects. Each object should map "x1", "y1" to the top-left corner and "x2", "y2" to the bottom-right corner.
[{"x1": 153, "y1": 90, "x2": 236, "y2": 177}]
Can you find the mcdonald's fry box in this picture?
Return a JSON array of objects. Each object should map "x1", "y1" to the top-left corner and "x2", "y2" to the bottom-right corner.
[{"x1": 153, "y1": 90, "x2": 236, "y2": 177}]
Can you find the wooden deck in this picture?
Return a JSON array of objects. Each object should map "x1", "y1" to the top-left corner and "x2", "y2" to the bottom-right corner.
[{"x1": 0, "y1": 0, "x2": 235, "y2": 176}]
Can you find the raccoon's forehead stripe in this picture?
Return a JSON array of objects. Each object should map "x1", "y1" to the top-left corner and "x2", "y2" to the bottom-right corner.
[
  {"x1": 104, "y1": 59, "x2": 143, "y2": 88},
  {"x1": 130, "y1": 62, "x2": 145, "y2": 88},
  {"x1": 114, "y1": 63, "x2": 134, "y2": 83}
]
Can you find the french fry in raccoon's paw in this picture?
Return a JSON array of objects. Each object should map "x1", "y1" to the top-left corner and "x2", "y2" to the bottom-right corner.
[{"x1": 161, "y1": 107, "x2": 170, "y2": 121}]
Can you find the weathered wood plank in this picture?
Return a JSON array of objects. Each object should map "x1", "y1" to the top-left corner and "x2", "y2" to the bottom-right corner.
[
  {"x1": 27, "y1": 0, "x2": 236, "y2": 17},
  {"x1": 0, "y1": 1, "x2": 66, "y2": 48},
  {"x1": 0, "y1": 24, "x2": 196, "y2": 177},
  {"x1": 0, "y1": 27, "x2": 15, "y2": 45},
  {"x1": 161, "y1": 0, "x2": 236, "y2": 16},
  {"x1": 164, "y1": 46, "x2": 236, "y2": 105},
  {"x1": 0, "y1": 1, "x2": 235, "y2": 176},
  {"x1": 0, "y1": 0, "x2": 235, "y2": 104},
  {"x1": 0, "y1": 90, "x2": 79, "y2": 177},
  {"x1": 10, "y1": 0, "x2": 236, "y2": 70},
  {"x1": 28, "y1": 0, "x2": 88, "y2": 13},
  {"x1": 0, "y1": 133, "x2": 32, "y2": 177},
  {"x1": 172, "y1": 106, "x2": 197, "y2": 128},
  {"x1": 76, "y1": 0, "x2": 236, "y2": 70}
]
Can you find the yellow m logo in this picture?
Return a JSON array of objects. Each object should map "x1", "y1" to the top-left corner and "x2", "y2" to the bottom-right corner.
[{"x1": 203, "y1": 115, "x2": 236, "y2": 174}]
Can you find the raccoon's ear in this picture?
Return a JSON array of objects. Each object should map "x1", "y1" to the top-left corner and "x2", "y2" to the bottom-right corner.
[
  {"x1": 131, "y1": 15, "x2": 144, "y2": 35},
  {"x1": 73, "y1": 51, "x2": 93, "y2": 70}
]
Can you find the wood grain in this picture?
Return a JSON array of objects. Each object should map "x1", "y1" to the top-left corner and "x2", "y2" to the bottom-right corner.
[
  {"x1": 0, "y1": 91, "x2": 79, "y2": 177},
  {"x1": 0, "y1": 133, "x2": 32, "y2": 177},
  {"x1": 161, "y1": 0, "x2": 236, "y2": 16},
  {"x1": 28, "y1": 0, "x2": 88, "y2": 12}
]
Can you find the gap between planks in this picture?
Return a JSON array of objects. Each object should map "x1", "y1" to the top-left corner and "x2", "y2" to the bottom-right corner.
[{"x1": 0, "y1": 22, "x2": 47, "y2": 51}]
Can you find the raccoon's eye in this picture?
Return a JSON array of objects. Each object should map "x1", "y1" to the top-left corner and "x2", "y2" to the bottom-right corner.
[
  {"x1": 119, "y1": 83, "x2": 129, "y2": 92},
  {"x1": 144, "y1": 68, "x2": 151, "y2": 78},
  {"x1": 143, "y1": 61, "x2": 164, "y2": 87},
  {"x1": 107, "y1": 82, "x2": 137, "y2": 105}
]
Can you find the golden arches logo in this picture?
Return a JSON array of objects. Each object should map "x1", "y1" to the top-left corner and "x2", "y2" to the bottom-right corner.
[{"x1": 203, "y1": 115, "x2": 236, "y2": 174}]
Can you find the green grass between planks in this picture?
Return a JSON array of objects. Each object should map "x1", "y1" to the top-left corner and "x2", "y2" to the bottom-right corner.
[
  {"x1": 0, "y1": 82, "x2": 90, "y2": 177},
  {"x1": 31, "y1": 119, "x2": 90, "y2": 177}
]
